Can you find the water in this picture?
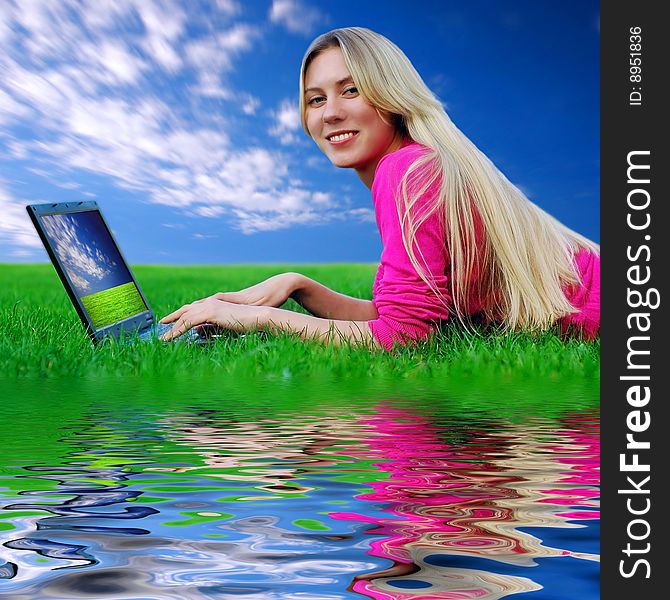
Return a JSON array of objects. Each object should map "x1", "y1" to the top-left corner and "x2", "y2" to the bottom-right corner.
[{"x1": 1, "y1": 377, "x2": 599, "y2": 599}]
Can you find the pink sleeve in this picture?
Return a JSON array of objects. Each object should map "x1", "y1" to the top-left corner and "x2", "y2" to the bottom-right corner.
[
  {"x1": 560, "y1": 249, "x2": 600, "y2": 338},
  {"x1": 368, "y1": 148, "x2": 451, "y2": 350}
]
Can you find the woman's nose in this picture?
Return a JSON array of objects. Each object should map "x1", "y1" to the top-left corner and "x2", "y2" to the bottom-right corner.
[{"x1": 322, "y1": 97, "x2": 345, "y2": 123}]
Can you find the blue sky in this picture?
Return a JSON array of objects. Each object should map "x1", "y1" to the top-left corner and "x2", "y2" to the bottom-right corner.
[{"x1": 0, "y1": 0, "x2": 599, "y2": 265}]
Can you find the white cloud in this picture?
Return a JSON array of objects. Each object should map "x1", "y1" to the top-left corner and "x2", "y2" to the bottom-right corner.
[
  {"x1": 241, "y1": 95, "x2": 260, "y2": 115},
  {"x1": 0, "y1": 182, "x2": 43, "y2": 251},
  {"x1": 186, "y1": 24, "x2": 258, "y2": 64},
  {"x1": 232, "y1": 208, "x2": 324, "y2": 234},
  {"x1": 191, "y1": 72, "x2": 232, "y2": 99},
  {"x1": 135, "y1": 0, "x2": 186, "y2": 71},
  {"x1": 78, "y1": 0, "x2": 136, "y2": 31},
  {"x1": 219, "y1": 148, "x2": 286, "y2": 191},
  {"x1": 6, "y1": 140, "x2": 29, "y2": 160},
  {"x1": 14, "y1": 0, "x2": 81, "y2": 60},
  {"x1": 218, "y1": 23, "x2": 258, "y2": 52},
  {"x1": 26, "y1": 167, "x2": 51, "y2": 178},
  {"x1": 269, "y1": 0, "x2": 324, "y2": 35},
  {"x1": 0, "y1": 2, "x2": 15, "y2": 46},
  {"x1": 185, "y1": 38, "x2": 232, "y2": 72},
  {"x1": 136, "y1": 0, "x2": 185, "y2": 41},
  {"x1": 215, "y1": 0, "x2": 240, "y2": 16},
  {"x1": 186, "y1": 24, "x2": 260, "y2": 99},
  {"x1": 54, "y1": 181, "x2": 82, "y2": 190},
  {"x1": 192, "y1": 206, "x2": 226, "y2": 218},
  {"x1": 40, "y1": 213, "x2": 114, "y2": 293},
  {"x1": 269, "y1": 98, "x2": 302, "y2": 145},
  {"x1": 4, "y1": 66, "x2": 69, "y2": 120},
  {"x1": 0, "y1": 88, "x2": 31, "y2": 124},
  {"x1": 81, "y1": 40, "x2": 148, "y2": 85},
  {"x1": 9, "y1": 248, "x2": 36, "y2": 258},
  {"x1": 142, "y1": 36, "x2": 183, "y2": 72},
  {"x1": 313, "y1": 191, "x2": 333, "y2": 205},
  {"x1": 347, "y1": 207, "x2": 376, "y2": 223}
]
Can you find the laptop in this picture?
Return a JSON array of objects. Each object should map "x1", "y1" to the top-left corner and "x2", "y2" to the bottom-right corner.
[{"x1": 26, "y1": 201, "x2": 204, "y2": 346}]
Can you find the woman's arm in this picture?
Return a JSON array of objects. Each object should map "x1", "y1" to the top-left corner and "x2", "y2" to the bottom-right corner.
[
  {"x1": 213, "y1": 272, "x2": 378, "y2": 321},
  {"x1": 159, "y1": 297, "x2": 379, "y2": 347},
  {"x1": 265, "y1": 305, "x2": 378, "y2": 345},
  {"x1": 290, "y1": 274, "x2": 378, "y2": 321}
]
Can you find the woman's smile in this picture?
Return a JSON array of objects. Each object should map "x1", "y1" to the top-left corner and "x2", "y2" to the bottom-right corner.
[{"x1": 326, "y1": 130, "x2": 359, "y2": 145}]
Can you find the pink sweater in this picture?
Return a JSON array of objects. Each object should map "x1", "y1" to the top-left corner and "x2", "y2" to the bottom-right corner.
[{"x1": 367, "y1": 143, "x2": 600, "y2": 350}]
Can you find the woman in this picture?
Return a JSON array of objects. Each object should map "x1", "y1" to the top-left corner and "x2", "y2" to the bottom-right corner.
[{"x1": 161, "y1": 27, "x2": 600, "y2": 350}]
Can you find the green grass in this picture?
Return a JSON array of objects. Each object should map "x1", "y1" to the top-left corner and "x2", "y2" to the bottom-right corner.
[
  {"x1": 0, "y1": 263, "x2": 600, "y2": 386},
  {"x1": 81, "y1": 280, "x2": 147, "y2": 329}
]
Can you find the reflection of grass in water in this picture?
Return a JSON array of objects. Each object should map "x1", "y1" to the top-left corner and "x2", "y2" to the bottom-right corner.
[
  {"x1": 2, "y1": 351, "x2": 599, "y2": 499},
  {"x1": 293, "y1": 519, "x2": 331, "y2": 531},
  {"x1": 0, "y1": 263, "x2": 599, "y2": 383},
  {"x1": 2, "y1": 374, "x2": 598, "y2": 506},
  {"x1": 162, "y1": 511, "x2": 234, "y2": 527},
  {"x1": 80, "y1": 281, "x2": 147, "y2": 329}
]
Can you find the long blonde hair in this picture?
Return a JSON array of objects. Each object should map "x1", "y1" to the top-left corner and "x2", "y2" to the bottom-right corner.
[{"x1": 300, "y1": 27, "x2": 599, "y2": 331}]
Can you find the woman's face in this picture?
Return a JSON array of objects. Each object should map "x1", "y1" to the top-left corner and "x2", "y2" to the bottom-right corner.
[{"x1": 303, "y1": 46, "x2": 403, "y2": 188}]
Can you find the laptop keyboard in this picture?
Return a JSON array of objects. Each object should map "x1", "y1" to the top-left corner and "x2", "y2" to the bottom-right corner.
[{"x1": 138, "y1": 322, "x2": 201, "y2": 342}]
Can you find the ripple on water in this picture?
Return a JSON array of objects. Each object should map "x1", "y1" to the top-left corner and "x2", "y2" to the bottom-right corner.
[{"x1": 1, "y1": 383, "x2": 599, "y2": 599}]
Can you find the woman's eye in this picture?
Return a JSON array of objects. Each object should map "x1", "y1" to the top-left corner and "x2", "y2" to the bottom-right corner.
[
  {"x1": 344, "y1": 86, "x2": 358, "y2": 95},
  {"x1": 308, "y1": 96, "x2": 325, "y2": 106}
]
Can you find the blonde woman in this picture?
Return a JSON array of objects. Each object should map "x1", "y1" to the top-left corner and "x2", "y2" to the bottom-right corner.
[{"x1": 161, "y1": 27, "x2": 600, "y2": 349}]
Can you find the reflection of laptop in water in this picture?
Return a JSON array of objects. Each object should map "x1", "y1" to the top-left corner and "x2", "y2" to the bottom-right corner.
[{"x1": 27, "y1": 201, "x2": 203, "y2": 345}]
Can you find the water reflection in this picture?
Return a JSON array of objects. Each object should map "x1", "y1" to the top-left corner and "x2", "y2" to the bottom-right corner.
[
  {"x1": 340, "y1": 405, "x2": 599, "y2": 598},
  {"x1": 1, "y1": 378, "x2": 599, "y2": 599}
]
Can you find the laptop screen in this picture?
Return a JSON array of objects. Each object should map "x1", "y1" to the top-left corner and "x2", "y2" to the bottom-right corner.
[{"x1": 40, "y1": 209, "x2": 149, "y2": 330}]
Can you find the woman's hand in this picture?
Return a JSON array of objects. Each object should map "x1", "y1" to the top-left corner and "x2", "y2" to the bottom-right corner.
[
  {"x1": 159, "y1": 297, "x2": 269, "y2": 341},
  {"x1": 211, "y1": 273, "x2": 303, "y2": 307},
  {"x1": 159, "y1": 297, "x2": 378, "y2": 347}
]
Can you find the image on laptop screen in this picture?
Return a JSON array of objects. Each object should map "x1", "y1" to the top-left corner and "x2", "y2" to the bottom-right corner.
[{"x1": 41, "y1": 210, "x2": 148, "y2": 329}]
